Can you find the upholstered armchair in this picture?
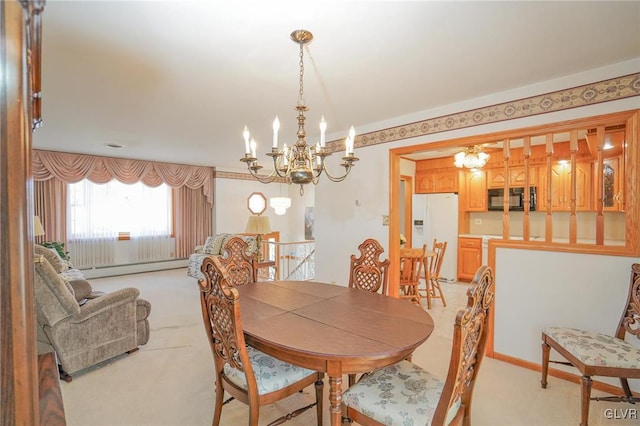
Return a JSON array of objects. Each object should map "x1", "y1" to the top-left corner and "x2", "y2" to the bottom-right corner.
[{"x1": 34, "y1": 255, "x2": 151, "y2": 380}]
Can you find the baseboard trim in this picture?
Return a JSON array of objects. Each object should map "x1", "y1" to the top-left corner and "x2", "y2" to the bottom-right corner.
[
  {"x1": 81, "y1": 259, "x2": 188, "y2": 279},
  {"x1": 489, "y1": 351, "x2": 639, "y2": 397}
]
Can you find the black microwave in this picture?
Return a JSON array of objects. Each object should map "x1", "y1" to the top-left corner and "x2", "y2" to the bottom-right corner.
[{"x1": 487, "y1": 187, "x2": 537, "y2": 211}]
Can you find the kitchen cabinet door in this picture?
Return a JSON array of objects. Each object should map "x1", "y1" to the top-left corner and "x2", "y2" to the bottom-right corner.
[
  {"x1": 457, "y1": 237, "x2": 482, "y2": 282},
  {"x1": 463, "y1": 171, "x2": 486, "y2": 211},
  {"x1": 487, "y1": 167, "x2": 537, "y2": 188},
  {"x1": 538, "y1": 162, "x2": 592, "y2": 211},
  {"x1": 602, "y1": 157, "x2": 623, "y2": 211},
  {"x1": 415, "y1": 170, "x2": 458, "y2": 193}
]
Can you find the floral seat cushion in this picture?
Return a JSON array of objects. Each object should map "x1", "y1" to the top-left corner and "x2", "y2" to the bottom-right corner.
[
  {"x1": 543, "y1": 327, "x2": 640, "y2": 368},
  {"x1": 223, "y1": 345, "x2": 317, "y2": 395},
  {"x1": 343, "y1": 360, "x2": 460, "y2": 426}
]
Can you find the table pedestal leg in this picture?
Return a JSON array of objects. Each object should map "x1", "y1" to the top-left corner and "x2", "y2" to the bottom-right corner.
[{"x1": 328, "y1": 374, "x2": 342, "y2": 426}]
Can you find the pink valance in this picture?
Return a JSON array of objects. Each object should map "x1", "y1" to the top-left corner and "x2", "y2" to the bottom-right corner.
[{"x1": 33, "y1": 150, "x2": 214, "y2": 204}]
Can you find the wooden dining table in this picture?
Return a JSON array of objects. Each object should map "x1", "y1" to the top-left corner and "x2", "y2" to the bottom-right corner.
[{"x1": 236, "y1": 279, "x2": 434, "y2": 426}]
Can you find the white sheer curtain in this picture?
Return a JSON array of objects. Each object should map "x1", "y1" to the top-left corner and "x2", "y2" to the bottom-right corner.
[
  {"x1": 128, "y1": 182, "x2": 173, "y2": 263},
  {"x1": 67, "y1": 180, "x2": 117, "y2": 268},
  {"x1": 67, "y1": 179, "x2": 172, "y2": 268}
]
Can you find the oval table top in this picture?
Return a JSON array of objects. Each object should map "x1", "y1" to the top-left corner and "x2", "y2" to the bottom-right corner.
[
  {"x1": 236, "y1": 281, "x2": 433, "y2": 373},
  {"x1": 235, "y1": 279, "x2": 434, "y2": 426}
]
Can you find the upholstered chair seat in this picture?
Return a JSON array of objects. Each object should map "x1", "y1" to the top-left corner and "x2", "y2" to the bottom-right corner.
[
  {"x1": 543, "y1": 327, "x2": 640, "y2": 369},
  {"x1": 223, "y1": 345, "x2": 319, "y2": 395},
  {"x1": 343, "y1": 360, "x2": 461, "y2": 426}
]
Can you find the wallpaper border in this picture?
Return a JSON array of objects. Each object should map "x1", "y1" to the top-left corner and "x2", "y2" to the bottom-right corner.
[{"x1": 219, "y1": 72, "x2": 640, "y2": 180}]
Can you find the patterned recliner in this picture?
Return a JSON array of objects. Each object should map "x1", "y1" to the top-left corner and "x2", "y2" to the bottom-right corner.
[{"x1": 186, "y1": 233, "x2": 259, "y2": 280}]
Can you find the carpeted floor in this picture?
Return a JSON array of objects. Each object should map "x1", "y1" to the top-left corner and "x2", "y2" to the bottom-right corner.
[{"x1": 60, "y1": 268, "x2": 637, "y2": 425}]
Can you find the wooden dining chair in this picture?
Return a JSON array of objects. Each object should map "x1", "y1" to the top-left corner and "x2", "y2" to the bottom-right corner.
[
  {"x1": 541, "y1": 263, "x2": 640, "y2": 426},
  {"x1": 198, "y1": 255, "x2": 324, "y2": 426},
  {"x1": 219, "y1": 236, "x2": 258, "y2": 286},
  {"x1": 346, "y1": 238, "x2": 391, "y2": 387},
  {"x1": 343, "y1": 265, "x2": 494, "y2": 426},
  {"x1": 420, "y1": 239, "x2": 448, "y2": 309},
  {"x1": 348, "y1": 238, "x2": 390, "y2": 295},
  {"x1": 399, "y1": 245, "x2": 426, "y2": 308}
]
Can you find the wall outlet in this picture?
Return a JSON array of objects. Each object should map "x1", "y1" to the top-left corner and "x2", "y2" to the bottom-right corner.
[{"x1": 474, "y1": 218, "x2": 482, "y2": 225}]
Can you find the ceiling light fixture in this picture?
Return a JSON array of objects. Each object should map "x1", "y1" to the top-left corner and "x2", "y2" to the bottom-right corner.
[
  {"x1": 270, "y1": 197, "x2": 291, "y2": 215},
  {"x1": 240, "y1": 29, "x2": 359, "y2": 195},
  {"x1": 453, "y1": 146, "x2": 490, "y2": 170}
]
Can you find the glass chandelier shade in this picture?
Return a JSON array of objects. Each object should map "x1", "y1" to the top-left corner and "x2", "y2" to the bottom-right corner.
[
  {"x1": 270, "y1": 197, "x2": 291, "y2": 215},
  {"x1": 240, "y1": 29, "x2": 359, "y2": 195},
  {"x1": 453, "y1": 146, "x2": 490, "y2": 170}
]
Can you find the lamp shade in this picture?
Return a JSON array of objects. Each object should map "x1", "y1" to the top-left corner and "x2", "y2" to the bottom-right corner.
[
  {"x1": 34, "y1": 215, "x2": 45, "y2": 237},
  {"x1": 245, "y1": 215, "x2": 271, "y2": 234}
]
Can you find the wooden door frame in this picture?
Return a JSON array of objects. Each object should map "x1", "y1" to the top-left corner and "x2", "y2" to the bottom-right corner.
[{"x1": 400, "y1": 175, "x2": 413, "y2": 248}]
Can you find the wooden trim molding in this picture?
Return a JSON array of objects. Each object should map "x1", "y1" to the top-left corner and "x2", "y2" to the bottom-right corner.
[
  {"x1": 491, "y1": 351, "x2": 640, "y2": 398},
  {"x1": 1, "y1": 1, "x2": 42, "y2": 424},
  {"x1": 327, "y1": 73, "x2": 640, "y2": 154},
  {"x1": 214, "y1": 169, "x2": 287, "y2": 183}
]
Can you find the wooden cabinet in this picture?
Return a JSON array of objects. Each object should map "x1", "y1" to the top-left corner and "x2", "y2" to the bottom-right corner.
[
  {"x1": 416, "y1": 170, "x2": 458, "y2": 193},
  {"x1": 457, "y1": 237, "x2": 482, "y2": 282},
  {"x1": 462, "y1": 171, "x2": 486, "y2": 211},
  {"x1": 538, "y1": 162, "x2": 592, "y2": 211},
  {"x1": 602, "y1": 157, "x2": 623, "y2": 211},
  {"x1": 487, "y1": 167, "x2": 537, "y2": 189}
]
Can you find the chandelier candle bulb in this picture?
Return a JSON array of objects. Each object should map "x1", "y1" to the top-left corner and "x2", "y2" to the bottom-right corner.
[
  {"x1": 250, "y1": 139, "x2": 257, "y2": 158},
  {"x1": 319, "y1": 116, "x2": 327, "y2": 147},
  {"x1": 243, "y1": 126, "x2": 251, "y2": 154},
  {"x1": 348, "y1": 126, "x2": 356, "y2": 155},
  {"x1": 272, "y1": 117, "x2": 280, "y2": 148}
]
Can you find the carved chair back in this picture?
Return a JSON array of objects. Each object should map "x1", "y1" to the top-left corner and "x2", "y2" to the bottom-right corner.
[
  {"x1": 199, "y1": 255, "x2": 255, "y2": 390},
  {"x1": 432, "y1": 265, "x2": 494, "y2": 425},
  {"x1": 615, "y1": 263, "x2": 640, "y2": 341},
  {"x1": 198, "y1": 255, "x2": 324, "y2": 425},
  {"x1": 348, "y1": 238, "x2": 390, "y2": 295},
  {"x1": 220, "y1": 236, "x2": 257, "y2": 287}
]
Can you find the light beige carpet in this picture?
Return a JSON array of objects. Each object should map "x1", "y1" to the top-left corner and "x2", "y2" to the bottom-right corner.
[{"x1": 60, "y1": 268, "x2": 638, "y2": 425}]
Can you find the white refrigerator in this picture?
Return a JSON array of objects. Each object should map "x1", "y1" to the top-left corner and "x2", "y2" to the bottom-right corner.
[{"x1": 411, "y1": 193, "x2": 458, "y2": 282}]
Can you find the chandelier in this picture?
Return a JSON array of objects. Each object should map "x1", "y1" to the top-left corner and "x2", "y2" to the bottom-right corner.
[
  {"x1": 240, "y1": 29, "x2": 359, "y2": 195},
  {"x1": 453, "y1": 146, "x2": 490, "y2": 170}
]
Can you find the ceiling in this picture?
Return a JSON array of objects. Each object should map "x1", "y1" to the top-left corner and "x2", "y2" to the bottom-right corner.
[{"x1": 34, "y1": 1, "x2": 640, "y2": 170}]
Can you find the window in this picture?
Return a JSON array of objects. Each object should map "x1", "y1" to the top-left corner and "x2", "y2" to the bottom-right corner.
[
  {"x1": 68, "y1": 179, "x2": 172, "y2": 238},
  {"x1": 67, "y1": 179, "x2": 174, "y2": 268}
]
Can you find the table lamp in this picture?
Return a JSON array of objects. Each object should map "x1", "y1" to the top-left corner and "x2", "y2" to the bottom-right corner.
[{"x1": 34, "y1": 215, "x2": 45, "y2": 238}]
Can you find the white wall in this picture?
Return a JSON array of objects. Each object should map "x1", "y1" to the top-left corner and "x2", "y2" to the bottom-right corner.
[
  {"x1": 494, "y1": 245, "x2": 640, "y2": 390},
  {"x1": 212, "y1": 174, "x2": 312, "y2": 243}
]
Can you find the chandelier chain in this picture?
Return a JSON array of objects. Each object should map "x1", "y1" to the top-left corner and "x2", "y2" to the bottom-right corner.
[{"x1": 298, "y1": 41, "x2": 305, "y2": 106}]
